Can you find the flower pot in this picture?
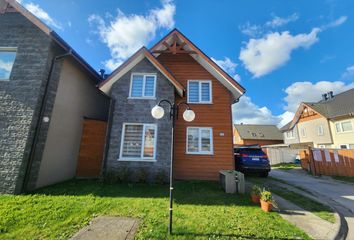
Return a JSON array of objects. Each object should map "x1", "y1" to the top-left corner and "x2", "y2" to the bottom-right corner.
[
  {"x1": 251, "y1": 194, "x2": 260, "y2": 204},
  {"x1": 260, "y1": 200, "x2": 273, "y2": 212}
]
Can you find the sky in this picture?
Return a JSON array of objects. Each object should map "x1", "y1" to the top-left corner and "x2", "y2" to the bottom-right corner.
[{"x1": 14, "y1": 0, "x2": 354, "y2": 127}]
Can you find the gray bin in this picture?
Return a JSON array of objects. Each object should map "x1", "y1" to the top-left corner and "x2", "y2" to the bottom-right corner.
[{"x1": 219, "y1": 170, "x2": 245, "y2": 194}]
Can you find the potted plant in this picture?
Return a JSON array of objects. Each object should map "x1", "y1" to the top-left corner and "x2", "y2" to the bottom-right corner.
[
  {"x1": 260, "y1": 189, "x2": 275, "y2": 212},
  {"x1": 250, "y1": 185, "x2": 261, "y2": 204}
]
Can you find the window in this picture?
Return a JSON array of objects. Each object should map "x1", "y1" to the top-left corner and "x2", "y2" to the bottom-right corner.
[
  {"x1": 335, "y1": 121, "x2": 353, "y2": 133},
  {"x1": 0, "y1": 48, "x2": 17, "y2": 80},
  {"x1": 301, "y1": 128, "x2": 306, "y2": 137},
  {"x1": 286, "y1": 130, "x2": 294, "y2": 139},
  {"x1": 318, "y1": 145, "x2": 326, "y2": 149},
  {"x1": 119, "y1": 123, "x2": 157, "y2": 161},
  {"x1": 340, "y1": 144, "x2": 349, "y2": 149},
  {"x1": 187, "y1": 80, "x2": 212, "y2": 103},
  {"x1": 317, "y1": 125, "x2": 324, "y2": 136},
  {"x1": 129, "y1": 74, "x2": 156, "y2": 98},
  {"x1": 187, "y1": 127, "x2": 213, "y2": 154}
]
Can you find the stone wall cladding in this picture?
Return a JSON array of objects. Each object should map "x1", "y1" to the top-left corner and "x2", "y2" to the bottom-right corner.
[
  {"x1": 105, "y1": 58, "x2": 174, "y2": 182},
  {"x1": 0, "y1": 12, "x2": 57, "y2": 193}
]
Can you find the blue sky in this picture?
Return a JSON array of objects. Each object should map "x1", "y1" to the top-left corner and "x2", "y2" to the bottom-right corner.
[{"x1": 17, "y1": 0, "x2": 354, "y2": 126}]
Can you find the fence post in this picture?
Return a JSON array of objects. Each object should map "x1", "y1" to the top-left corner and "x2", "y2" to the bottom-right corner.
[{"x1": 308, "y1": 146, "x2": 317, "y2": 176}]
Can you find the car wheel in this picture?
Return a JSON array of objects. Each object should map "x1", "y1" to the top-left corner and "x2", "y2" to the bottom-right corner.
[{"x1": 259, "y1": 171, "x2": 269, "y2": 178}]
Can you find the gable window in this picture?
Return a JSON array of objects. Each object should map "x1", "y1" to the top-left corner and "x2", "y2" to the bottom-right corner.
[
  {"x1": 301, "y1": 128, "x2": 306, "y2": 137},
  {"x1": 187, "y1": 80, "x2": 212, "y2": 104},
  {"x1": 317, "y1": 125, "x2": 324, "y2": 136},
  {"x1": 187, "y1": 127, "x2": 213, "y2": 154},
  {"x1": 335, "y1": 121, "x2": 353, "y2": 133},
  {"x1": 286, "y1": 130, "x2": 294, "y2": 139},
  {"x1": 119, "y1": 123, "x2": 157, "y2": 161},
  {"x1": 129, "y1": 74, "x2": 156, "y2": 98},
  {"x1": 0, "y1": 48, "x2": 17, "y2": 80}
]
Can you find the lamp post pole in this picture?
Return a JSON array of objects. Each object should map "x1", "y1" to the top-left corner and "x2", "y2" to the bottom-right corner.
[{"x1": 151, "y1": 100, "x2": 195, "y2": 235}]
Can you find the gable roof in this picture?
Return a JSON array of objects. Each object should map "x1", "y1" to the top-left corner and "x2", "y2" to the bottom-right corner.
[
  {"x1": 279, "y1": 121, "x2": 292, "y2": 132},
  {"x1": 99, "y1": 47, "x2": 184, "y2": 96},
  {"x1": 234, "y1": 124, "x2": 283, "y2": 140},
  {"x1": 2, "y1": 0, "x2": 102, "y2": 83},
  {"x1": 151, "y1": 29, "x2": 245, "y2": 101}
]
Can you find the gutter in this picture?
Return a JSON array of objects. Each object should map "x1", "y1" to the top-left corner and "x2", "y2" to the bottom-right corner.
[{"x1": 21, "y1": 50, "x2": 73, "y2": 193}]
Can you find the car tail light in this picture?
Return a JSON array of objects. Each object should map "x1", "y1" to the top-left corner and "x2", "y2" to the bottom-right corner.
[{"x1": 240, "y1": 154, "x2": 249, "y2": 157}]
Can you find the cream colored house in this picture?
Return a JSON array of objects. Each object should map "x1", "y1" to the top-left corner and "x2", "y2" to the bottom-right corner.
[{"x1": 281, "y1": 89, "x2": 354, "y2": 149}]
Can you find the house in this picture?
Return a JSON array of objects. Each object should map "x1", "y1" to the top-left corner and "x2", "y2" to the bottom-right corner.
[
  {"x1": 99, "y1": 29, "x2": 245, "y2": 181},
  {"x1": 233, "y1": 124, "x2": 284, "y2": 146},
  {"x1": 0, "y1": 0, "x2": 109, "y2": 194},
  {"x1": 281, "y1": 89, "x2": 354, "y2": 149}
]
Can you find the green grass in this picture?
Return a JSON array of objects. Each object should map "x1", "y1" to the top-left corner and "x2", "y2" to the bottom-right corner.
[
  {"x1": 0, "y1": 180, "x2": 309, "y2": 240},
  {"x1": 332, "y1": 176, "x2": 354, "y2": 184},
  {"x1": 270, "y1": 188, "x2": 335, "y2": 223},
  {"x1": 272, "y1": 163, "x2": 301, "y2": 170}
]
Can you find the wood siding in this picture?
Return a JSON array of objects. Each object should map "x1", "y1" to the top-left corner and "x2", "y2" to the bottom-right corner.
[{"x1": 157, "y1": 53, "x2": 234, "y2": 180}]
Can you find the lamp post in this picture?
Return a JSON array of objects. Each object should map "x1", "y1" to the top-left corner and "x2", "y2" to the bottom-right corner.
[{"x1": 151, "y1": 99, "x2": 195, "y2": 234}]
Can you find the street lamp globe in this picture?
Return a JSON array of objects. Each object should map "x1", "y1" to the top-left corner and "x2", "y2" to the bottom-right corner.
[
  {"x1": 183, "y1": 109, "x2": 195, "y2": 122},
  {"x1": 151, "y1": 105, "x2": 165, "y2": 119}
]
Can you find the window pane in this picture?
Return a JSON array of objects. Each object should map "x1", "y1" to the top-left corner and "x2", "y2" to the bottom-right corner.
[
  {"x1": 341, "y1": 121, "x2": 353, "y2": 132},
  {"x1": 201, "y1": 129, "x2": 211, "y2": 152},
  {"x1": 188, "y1": 82, "x2": 199, "y2": 102},
  {"x1": 201, "y1": 82, "x2": 210, "y2": 102},
  {"x1": 143, "y1": 125, "x2": 155, "y2": 158},
  {"x1": 144, "y1": 76, "x2": 155, "y2": 97},
  {"x1": 122, "y1": 125, "x2": 143, "y2": 158},
  {"x1": 335, "y1": 123, "x2": 342, "y2": 132},
  {"x1": 131, "y1": 75, "x2": 144, "y2": 97},
  {"x1": 0, "y1": 51, "x2": 16, "y2": 80},
  {"x1": 187, "y1": 128, "x2": 199, "y2": 152}
]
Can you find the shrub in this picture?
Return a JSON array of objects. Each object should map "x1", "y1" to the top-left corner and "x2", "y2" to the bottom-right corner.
[
  {"x1": 260, "y1": 189, "x2": 276, "y2": 206},
  {"x1": 251, "y1": 185, "x2": 261, "y2": 196}
]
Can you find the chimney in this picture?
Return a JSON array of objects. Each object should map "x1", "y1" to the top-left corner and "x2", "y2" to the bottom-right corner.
[
  {"x1": 99, "y1": 69, "x2": 106, "y2": 79},
  {"x1": 327, "y1": 91, "x2": 334, "y2": 100},
  {"x1": 322, "y1": 93, "x2": 328, "y2": 101}
]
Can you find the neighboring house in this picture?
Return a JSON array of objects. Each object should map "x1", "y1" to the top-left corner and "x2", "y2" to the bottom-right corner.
[
  {"x1": 280, "y1": 122, "x2": 300, "y2": 145},
  {"x1": 282, "y1": 89, "x2": 354, "y2": 149},
  {"x1": 0, "y1": 0, "x2": 109, "y2": 194},
  {"x1": 233, "y1": 124, "x2": 284, "y2": 146},
  {"x1": 100, "y1": 29, "x2": 245, "y2": 181}
]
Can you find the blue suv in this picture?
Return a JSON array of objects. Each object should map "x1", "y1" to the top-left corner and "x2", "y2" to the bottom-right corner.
[{"x1": 234, "y1": 145, "x2": 270, "y2": 177}]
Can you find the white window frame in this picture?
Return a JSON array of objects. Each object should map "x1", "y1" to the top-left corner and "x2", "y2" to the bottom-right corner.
[
  {"x1": 339, "y1": 144, "x2": 349, "y2": 149},
  {"x1": 118, "y1": 123, "x2": 158, "y2": 162},
  {"x1": 187, "y1": 80, "x2": 212, "y2": 104},
  {"x1": 301, "y1": 128, "x2": 306, "y2": 138},
  {"x1": 286, "y1": 130, "x2": 295, "y2": 139},
  {"x1": 335, "y1": 120, "x2": 353, "y2": 133},
  {"x1": 0, "y1": 47, "x2": 17, "y2": 81},
  {"x1": 317, "y1": 125, "x2": 324, "y2": 136},
  {"x1": 128, "y1": 73, "x2": 157, "y2": 99},
  {"x1": 186, "y1": 127, "x2": 213, "y2": 155},
  {"x1": 318, "y1": 144, "x2": 326, "y2": 149}
]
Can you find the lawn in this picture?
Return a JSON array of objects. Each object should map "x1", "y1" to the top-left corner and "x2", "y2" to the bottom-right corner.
[
  {"x1": 272, "y1": 163, "x2": 301, "y2": 170},
  {"x1": 0, "y1": 180, "x2": 309, "y2": 240}
]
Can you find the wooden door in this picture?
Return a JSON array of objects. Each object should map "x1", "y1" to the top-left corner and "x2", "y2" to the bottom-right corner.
[{"x1": 76, "y1": 119, "x2": 107, "y2": 178}]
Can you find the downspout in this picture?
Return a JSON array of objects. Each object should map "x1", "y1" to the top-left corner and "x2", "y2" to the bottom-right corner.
[{"x1": 21, "y1": 50, "x2": 73, "y2": 193}]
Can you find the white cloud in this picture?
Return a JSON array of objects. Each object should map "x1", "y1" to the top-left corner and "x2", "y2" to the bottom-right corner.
[
  {"x1": 233, "y1": 96, "x2": 282, "y2": 125},
  {"x1": 265, "y1": 13, "x2": 299, "y2": 28},
  {"x1": 239, "y1": 28, "x2": 320, "y2": 78},
  {"x1": 239, "y1": 22, "x2": 262, "y2": 38},
  {"x1": 23, "y1": 2, "x2": 62, "y2": 30},
  {"x1": 341, "y1": 65, "x2": 354, "y2": 79},
  {"x1": 89, "y1": 0, "x2": 176, "y2": 71},
  {"x1": 283, "y1": 80, "x2": 354, "y2": 113},
  {"x1": 322, "y1": 16, "x2": 347, "y2": 29},
  {"x1": 211, "y1": 57, "x2": 241, "y2": 82}
]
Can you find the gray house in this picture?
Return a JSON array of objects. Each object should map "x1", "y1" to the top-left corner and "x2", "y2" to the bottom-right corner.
[{"x1": 0, "y1": 0, "x2": 109, "y2": 194}]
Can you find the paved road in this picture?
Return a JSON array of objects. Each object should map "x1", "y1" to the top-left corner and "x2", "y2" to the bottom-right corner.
[{"x1": 270, "y1": 169, "x2": 354, "y2": 240}]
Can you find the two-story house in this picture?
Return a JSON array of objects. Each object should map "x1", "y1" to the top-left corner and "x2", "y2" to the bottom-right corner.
[
  {"x1": 0, "y1": 0, "x2": 109, "y2": 194},
  {"x1": 100, "y1": 29, "x2": 245, "y2": 181},
  {"x1": 281, "y1": 89, "x2": 354, "y2": 149}
]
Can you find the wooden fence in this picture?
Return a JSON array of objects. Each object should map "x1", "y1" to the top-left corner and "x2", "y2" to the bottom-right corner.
[
  {"x1": 300, "y1": 148, "x2": 354, "y2": 177},
  {"x1": 263, "y1": 147, "x2": 300, "y2": 165}
]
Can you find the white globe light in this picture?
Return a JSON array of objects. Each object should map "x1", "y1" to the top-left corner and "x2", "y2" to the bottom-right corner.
[
  {"x1": 151, "y1": 105, "x2": 165, "y2": 119},
  {"x1": 183, "y1": 109, "x2": 195, "y2": 122}
]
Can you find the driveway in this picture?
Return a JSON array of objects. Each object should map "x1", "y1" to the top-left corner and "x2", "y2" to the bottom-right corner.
[{"x1": 270, "y1": 169, "x2": 354, "y2": 239}]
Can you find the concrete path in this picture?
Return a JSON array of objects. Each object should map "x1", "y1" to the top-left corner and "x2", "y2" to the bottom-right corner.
[
  {"x1": 270, "y1": 169, "x2": 354, "y2": 240},
  {"x1": 70, "y1": 216, "x2": 139, "y2": 240},
  {"x1": 273, "y1": 194, "x2": 338, "y2": 240}
]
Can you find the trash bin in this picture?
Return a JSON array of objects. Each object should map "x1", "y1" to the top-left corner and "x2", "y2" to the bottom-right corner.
[{"x1": 219, "y1": 170, "x2": 245, "y2": 194}]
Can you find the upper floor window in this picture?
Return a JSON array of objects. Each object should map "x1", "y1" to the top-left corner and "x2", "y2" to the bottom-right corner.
[
  {"x1": 286, "y1": 130, "x2": 295, "y2": 139},
  {"x1": 317, "y1": 125, "x2": 324, "y2": 136},
  {"x1": 301, "y1": 128, "x2": 306, "y2": 137},
  {"x1": 0, "y1": 48, "x2": 17, "y2": 80},
  {"x1": 187, "y1": 80, "x2": 212, "y2": 104},
  {"x1": 129, "y1": 74, "x2": 156, "y2": 98},
  {"x1": 335, "y1": 121, "x2": 353, "y2": 133},
  {"x1": 187, "y1": 127, "x2": 213, "y2": 154}
]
